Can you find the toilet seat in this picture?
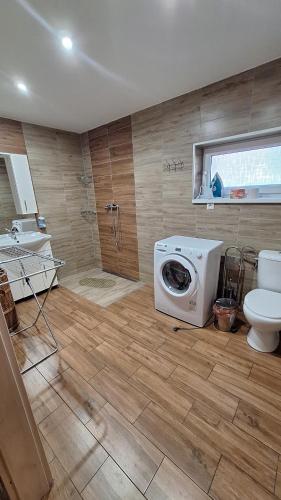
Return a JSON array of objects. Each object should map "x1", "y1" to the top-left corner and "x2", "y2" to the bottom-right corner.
[{"x1": 244, "y1": 289, "x2": 281, "y2": 319}]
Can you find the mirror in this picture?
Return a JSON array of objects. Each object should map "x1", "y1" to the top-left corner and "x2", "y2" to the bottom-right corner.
[
  {"x1": 0, "y1": 157, "x2": 18, "y2": 234},
  {"x1": 0, "y1": 153, "x2": 38, "y2": 234}
]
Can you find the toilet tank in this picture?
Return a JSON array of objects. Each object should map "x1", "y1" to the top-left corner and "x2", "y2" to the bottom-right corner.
[{"x1": 258, "y1": 250, "x2": 281, "y2": 292}]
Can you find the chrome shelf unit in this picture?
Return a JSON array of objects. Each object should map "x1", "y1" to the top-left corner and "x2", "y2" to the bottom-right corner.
[{"x1": 0, "y1": 245, "x2": 64, "y2": 374}]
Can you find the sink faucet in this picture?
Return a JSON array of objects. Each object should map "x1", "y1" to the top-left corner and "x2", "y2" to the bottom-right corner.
[{"x1": 3, "y1": 226, "x2": 19, "y2": 240}]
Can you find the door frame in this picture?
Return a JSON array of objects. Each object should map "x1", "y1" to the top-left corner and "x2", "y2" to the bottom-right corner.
[{"x1": 0, "y1": 305, "x2": 52, "y2": 499}]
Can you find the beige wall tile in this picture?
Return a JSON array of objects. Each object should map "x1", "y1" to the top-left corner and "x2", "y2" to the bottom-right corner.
[
  {"x1": 22, "y1": 124, "x2": 100, "y2": 276},
  {"x1": 132, "y1": 58, "x2": 281, "y2": 283}
]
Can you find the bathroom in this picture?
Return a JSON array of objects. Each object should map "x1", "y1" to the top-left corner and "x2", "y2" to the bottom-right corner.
[{"x1": 1, "y1": 2, "x2": 281, "y2": 499}]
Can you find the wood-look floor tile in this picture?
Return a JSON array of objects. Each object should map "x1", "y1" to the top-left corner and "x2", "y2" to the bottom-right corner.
[
  {"x1": 93, "y1": 321, "x2": 133, "y2": 348},
  {"x1": 188, "y1": 399, "x2": 223, "y2": 428},
  {"x1": 64, "y1": 324, "x2": 101, "y2": 352},
  {"x1": 192, "y1": 340, "x2": 252, "y2": 376},
  {"x1": 14, "y1": 285, "x2": 281, "y2": 500},
  {"x1": 59, "y1": 342, "x2": 105, "y2": 381},
  {"x1": 93, "y1": 341, "x2": 140, "y2": 378},
  {"x1": 171, "y1": 366, "x2": 238, "y2": 421},
  {"x1": 209, "y1": 364, "x2": 281, "y2": 422},
  {"x1": 135, "y1": 402, "x2": 220, "y2": 492},
  {"x1": 51, "y1": 326, "x2": 73, "y2": 350},
  {"x1": 89, "y1": 367, "x2": 149, "y2": 422},
  {"x1": 23, "y1": 368, "x2": 62, "y2": 424},
  {"x1": 81, "y1": 456, "x2": 145, "y2": 499},
  {"x1": 154, "y1": 310, "x2": 193, "y2": 329},
  {"x1": 14, "y1": 325, "x2": 51, "y2": 356},
  {"x1": 86, "y1": 403, "x2": 163, "y2": 493},
  {"x1": 100, "y1": 309, "x2": 128, "y2": 328},
  {"x1": 183, "y1": 325, "x2": 230, "y2": 348},
  {"x1": 249, "y1": 364, "x2": 281, "y2": 395},
  {"x1": 276, "y1": 457, "x2": 281, "y2": 499},
  {"x1": 48, "y1": 458, "x2": 82, "y2": 499},
  {"x1": 12, "y1": 342, "x2": 32, "y2": 372},
  {"x1": 130, "y1": 366, "x2": 192, "y2": 421},
  {"x1": 226, "y1": 338, "x2": 281, "y2": 374},
  {"x1": 124, "y1": 341, "x2": 176, "y2": 378},
  {"x1": 47, "y1": 308, "x2": 75, "y2": 331},
  {"x1": 39, "y1": 430, "x2": 54, "y2": 464},
  {"x1": 185, "y1": 405, "x2": 278, "y2": 493},
  {"x1": 60, "y1": 288, "x2": 103, "y2": 315},
  {"x1": 36, "y1": 352, "x2": 69, "y2": 382},
  {"x1": 158, "y1": 339, "x2": 214, "y2": 379},
  {"x1": 73, "y1": 309, "x2": 102, "y2": 330},
  {"x1": 121, "y1": 321, "x2": 166, "y2": 350},
  {"x1": 146, "y1": 456, "x2": 209, "y2": 500},
  {"x1": 159, "y1": 326, "x2": 200, "y2": 349},
  {"x1": 209, "y1": 457, "x2": 277, "y2": 500},
  {"x1": 234, "y1": 400, "x2": 281, "y2": 455},
  {"x1": 51, "y1": 368, "x2": 106, "y2": 424},
  {"x1": 40, "y1": 403, "x2": 108, "y2": 492},
  {"x1": 49, "y1": 295, "x2": 78, "y2": 317},
  {"x1": 116, "y1": 306, "x2": 154, "y2": 327}
]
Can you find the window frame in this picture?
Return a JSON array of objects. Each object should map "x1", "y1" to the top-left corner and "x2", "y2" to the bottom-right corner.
[{"x1": 192, "y1": 128, "x2": 281, "y2": 204}]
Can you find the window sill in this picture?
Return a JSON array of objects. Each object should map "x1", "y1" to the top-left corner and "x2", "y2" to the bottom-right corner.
[{"x1": 192, "y1": 197, "x2": 281, "y2": 204}]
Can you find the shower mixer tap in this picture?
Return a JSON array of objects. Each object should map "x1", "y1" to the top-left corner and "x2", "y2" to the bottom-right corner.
[
  {"x1": 104, "y1": 202, "x2": 121, "y2": 248},
  {"x1": 105, "y1": 202, "x2": 119, "y2": 210}
]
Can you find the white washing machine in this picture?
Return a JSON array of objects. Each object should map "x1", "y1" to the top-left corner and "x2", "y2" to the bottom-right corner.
[{"x1": 154, "y1": 236, "x2": 223, "y2": 327}]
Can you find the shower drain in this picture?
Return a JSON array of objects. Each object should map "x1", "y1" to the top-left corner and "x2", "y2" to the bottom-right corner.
[{"x1": 79, "y1": 277, "x2": 115, "y2": 288}]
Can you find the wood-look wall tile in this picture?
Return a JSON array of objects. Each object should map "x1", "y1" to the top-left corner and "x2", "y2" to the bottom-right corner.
[
  {"x1": 251, "y1": 59, "x2": 281, "y2": 130},
  {"x1": 22, "y1": 123, "x2": 99, "y2": 276},
  {"x1": 131, "y1": 58, "x2": 281, "y2": 283},
  {"x1": 108, "y1": 125, "x2": 132, "y2": 147},
  {"x1": 91, "y1": 161, "x2": 111, "y2": 177},
  {"x1": 108, "y1": 115, "x2": 131, "y2": 133},
  {"x1": 0, "y1": 117, "x2": 26, "y2": 153},
  {"x1": 89, "y1": 117, "x2": 139, "y2": 280},
  {"x1": 110, "y1": 142, "x2": 133, "y2": 161},
  {"x1": 111, "y1": 158, "x2": 134, "y2": 176}
]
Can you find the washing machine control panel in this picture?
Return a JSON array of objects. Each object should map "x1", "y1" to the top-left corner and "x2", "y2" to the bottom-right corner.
[{"x1": 155, "y1": 243, "x2": 167, "y2": 252}]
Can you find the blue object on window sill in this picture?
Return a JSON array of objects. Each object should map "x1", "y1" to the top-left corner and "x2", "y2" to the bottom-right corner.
[{"x1": 211, "y1": 172, "x2": 223, "y2": 198}]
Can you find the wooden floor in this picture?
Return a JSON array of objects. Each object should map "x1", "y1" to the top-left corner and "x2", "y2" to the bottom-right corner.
[
  {"x1": 60, "y1": 267, "x2": 143, "y2": 307},
  {"x1": 12, "y1": 285, "x2": 281, "y2": 499}
]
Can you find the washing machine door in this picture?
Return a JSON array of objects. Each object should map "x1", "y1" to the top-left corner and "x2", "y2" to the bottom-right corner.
[{"x1": 160, "y1": 254, "x2": 197, "y2": 297}]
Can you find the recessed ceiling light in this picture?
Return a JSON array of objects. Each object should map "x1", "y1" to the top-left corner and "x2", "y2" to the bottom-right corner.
[
  {"x1": 16, "y1": 82, "x2": 28, "y2": 93},
  {"x1": 61, "y1": 36, "x2": 73, "y2": 50}
]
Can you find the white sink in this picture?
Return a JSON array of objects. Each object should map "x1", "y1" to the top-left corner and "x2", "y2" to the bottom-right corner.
[{"x1": 0, "y1": 231, "x2": 51, "y2": 250}]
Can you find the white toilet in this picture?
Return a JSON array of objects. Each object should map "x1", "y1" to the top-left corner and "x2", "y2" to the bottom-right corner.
[{"x1": 243, "y1": 250, "x2": 281, "y2": 352}]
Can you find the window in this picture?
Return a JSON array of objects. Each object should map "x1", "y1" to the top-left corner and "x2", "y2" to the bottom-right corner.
[
  {"x1": 210, "y1": 145, "x2": 281, "y2": 188},
  {"x1": 193, "y1": 130, "x2": 281, "y2": 203}
]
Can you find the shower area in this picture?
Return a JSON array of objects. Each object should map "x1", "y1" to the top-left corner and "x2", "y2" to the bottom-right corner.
[{"x1": 87, "y1": 116, "x2": 139, "y2": 282}]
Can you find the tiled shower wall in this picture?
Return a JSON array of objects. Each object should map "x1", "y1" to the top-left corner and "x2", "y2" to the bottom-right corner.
[
  {"x1": 132, "y1": 58, "x2": 281, "y2": 283},
  {"x1": 80, "y1": 132, "x2": 102, "y2": 268},
  {"x1": 23, "y1": 123, "x2": 100, "y2": 276},
  {"x1": 88, "y1": 116, "x2": 139, "y2": 280},
  {"x1": 0, "y1": 118, "x2": 100, "y2": 277}
]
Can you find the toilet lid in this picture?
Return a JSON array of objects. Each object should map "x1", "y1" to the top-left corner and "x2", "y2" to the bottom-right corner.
[{"x1": 245, "y1": 289, "x2": 281, "y2": 319}]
